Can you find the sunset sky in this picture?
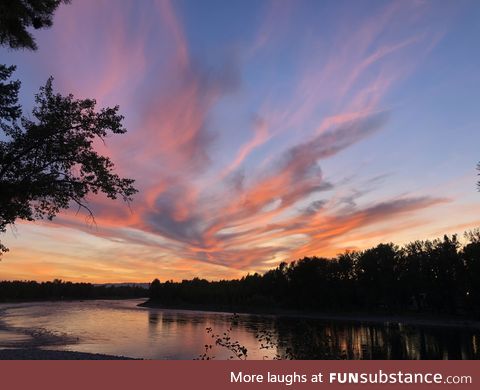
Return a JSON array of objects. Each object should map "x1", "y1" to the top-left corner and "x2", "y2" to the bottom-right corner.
[{"x1": 1, "y1": 0, "x2": 480, "y2": 283}]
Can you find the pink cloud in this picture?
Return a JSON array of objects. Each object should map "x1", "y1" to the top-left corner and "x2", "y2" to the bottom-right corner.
[{"x1": 2, "y1": 0, "x2": 467, "y2": 283}]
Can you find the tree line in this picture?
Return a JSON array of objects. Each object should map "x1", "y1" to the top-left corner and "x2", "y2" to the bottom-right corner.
[
  {"x1": 0, "y1": 279, "x2": 147, "y2": 301},
  {"x1": 148, "y1": 229, "x2": 480, "y2": 318}
]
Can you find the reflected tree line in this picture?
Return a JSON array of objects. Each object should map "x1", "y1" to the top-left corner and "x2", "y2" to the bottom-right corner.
[
  {"x1": 0, "y1": 279, "x2": 147, "y2": 301},
  {"x1": 259, "y1": 318, "x2": 480, "y2": 359},
  {"x1": 149, "y1": 229, "x2": 480, "y2": 318}
]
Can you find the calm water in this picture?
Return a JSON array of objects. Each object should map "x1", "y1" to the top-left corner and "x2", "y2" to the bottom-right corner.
[{"x1": 0, "y1": 299, "x2": 479, "y2": 359}]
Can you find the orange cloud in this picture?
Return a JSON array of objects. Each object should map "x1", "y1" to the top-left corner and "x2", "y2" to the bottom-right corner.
[{"x1": 1, "y1": 0, "x2": 467, "y2": 283}]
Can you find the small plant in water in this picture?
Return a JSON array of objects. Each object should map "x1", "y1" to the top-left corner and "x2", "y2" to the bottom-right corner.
[
  {"x1": 196, "y1": 314, "x2": 248, "y2": 360},
  {"x1": 196, "y1": 315, "x2": 346, "y2": 360},
  {"x1": 256, "y1": 328, "x2": 295, "y2": 360}
]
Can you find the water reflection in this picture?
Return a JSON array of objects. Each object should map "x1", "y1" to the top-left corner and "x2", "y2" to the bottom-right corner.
[
  {"x1": 269, "y1": 319, "x2": 480, "y2": 359},
  {"x1": 0, "y1": 300, "x2": 479, "y2": 359}
]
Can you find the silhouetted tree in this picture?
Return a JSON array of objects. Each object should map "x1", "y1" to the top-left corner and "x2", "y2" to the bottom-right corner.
[
  {"x1": 398, "y1": 240, "x2": 430, "y2": 310},
  {"x1": 0, "y1": 67, "x2": 137, "y2": 256},
  {"x1": 462, "y1": 230, "x2": 480, "y2": 315},
  {"x1": 0, "y1": 0, "x2": 69, "y2": 51},
  {"x1": 0, "y1": 65, "x2": 20, "y2": 123},
  {"x1": 355, "y1": 243, "x2": 400, "y2": 310},
  {"x1": 149, "y1": 278, "x2": 161, "y2": 299},
  {"x1": 427, "y1": 235, "x2": 463, "y2": 313},
  {"x1": 0, "y1": 0, "x2": 135, "y2": 257}
]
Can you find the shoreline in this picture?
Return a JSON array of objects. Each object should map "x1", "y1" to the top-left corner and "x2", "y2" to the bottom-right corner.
[
  {"x1": 0, "y1": 301, "x2": 143, "y2": 360},
  {"x1": 139, "y1": 300, "x2": 480, "y2": 329},
  {"x1": 0, "y1": 297, "x2": 147, "y2": 305},
  {"x1": 0, "y1": 348, "x2": 138, "y2": 360}
]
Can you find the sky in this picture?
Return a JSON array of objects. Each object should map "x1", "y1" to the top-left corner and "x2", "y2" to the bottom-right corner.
[{"x1": 1, "y1": 0, "x2": 480, "y2": 283}]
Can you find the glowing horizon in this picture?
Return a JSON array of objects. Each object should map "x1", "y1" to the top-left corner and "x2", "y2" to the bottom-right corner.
[{"x1": 1, "y1": 0, "x2": 480, "y2": 283}]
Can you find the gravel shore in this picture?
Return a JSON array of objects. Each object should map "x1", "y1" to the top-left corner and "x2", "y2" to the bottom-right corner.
[{"x1": 0, "y1": 348, "x2": 137, "y2": 360}]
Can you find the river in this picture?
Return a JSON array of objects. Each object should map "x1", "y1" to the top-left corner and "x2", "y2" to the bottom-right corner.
[{"x1": 0, "y1": 299, "x2": 479, "y2": 359}]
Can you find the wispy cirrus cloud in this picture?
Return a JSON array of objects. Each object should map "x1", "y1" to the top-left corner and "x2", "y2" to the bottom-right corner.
[{"x1": 1, "y1": 0, "x2": 469, "y2": 282}]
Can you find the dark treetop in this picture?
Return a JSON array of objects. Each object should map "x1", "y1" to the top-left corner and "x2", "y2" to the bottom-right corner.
[
  {"x1": 0, "y1": 65, "x2": 137, "y2": 256},
  {"x1": 0, "y1": 0, "x2": 69, "y2": 51}
]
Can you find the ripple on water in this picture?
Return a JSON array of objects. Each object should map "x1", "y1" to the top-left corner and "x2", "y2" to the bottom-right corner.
[{"x1": 0, "y1": 329, "x2": 34, "y2": 347}]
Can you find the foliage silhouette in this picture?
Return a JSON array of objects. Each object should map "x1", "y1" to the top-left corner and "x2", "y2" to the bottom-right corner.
[
  {"x1": 256, "y1": 327, "x2": 295, "y2": 360},
  {"x1": 197, "y1": 315, "x2": 344, "y2": 360},
  {"x1": 0, "y1": 279, "x2": 147, "y2": 301},
  {"x1": 0, "y1": 0, "x2": 69, "y2": 51},
  {"x1": 148, "y1": 229, "x2": 480, "y2": 318},
  {"x1": 196, "y1": 314, "x2": 248, "y2": 360},
  {"x1": 0, "y1": 66, "x2": 137, "y2": 256}
]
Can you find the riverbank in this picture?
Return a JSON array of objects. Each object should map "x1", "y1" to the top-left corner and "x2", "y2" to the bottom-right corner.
[
  {"x1": 0, "y1": 296, "x2": 147, "y2": 304},
  {"x1": 139, "y1": 300, "x2": 480, "y2": 329},
  {"x1": 0, "y1": 300, "x2": 143, "y2": 359},
  {"x1": 0, "y1": 348, "x2": 137, "y2": 360}
]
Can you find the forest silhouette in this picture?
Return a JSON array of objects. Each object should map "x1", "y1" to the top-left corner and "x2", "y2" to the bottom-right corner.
[
  {"x1": 0, "y1": 279, "x2": 146, "y2": 301},
  {"x1": 147, "y1": 229, "x2": 480, "y2": 318}
]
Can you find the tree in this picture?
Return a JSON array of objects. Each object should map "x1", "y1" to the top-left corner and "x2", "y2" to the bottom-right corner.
[
  {"x1": 0, "y1": 0, "x2": 69, "y2": 51},
  {"x1": 149, "y1": 279, "x2": 161, "y2": 299},
  {"x1": 355, "y1": 243, "x2": 400, "y2": 310},
  {"x1": 0, "y1": 65, "x2": 137, "y2": 256},
  {"x1": 463, "y1": 231, "x2": 480, "y2": 314}
]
